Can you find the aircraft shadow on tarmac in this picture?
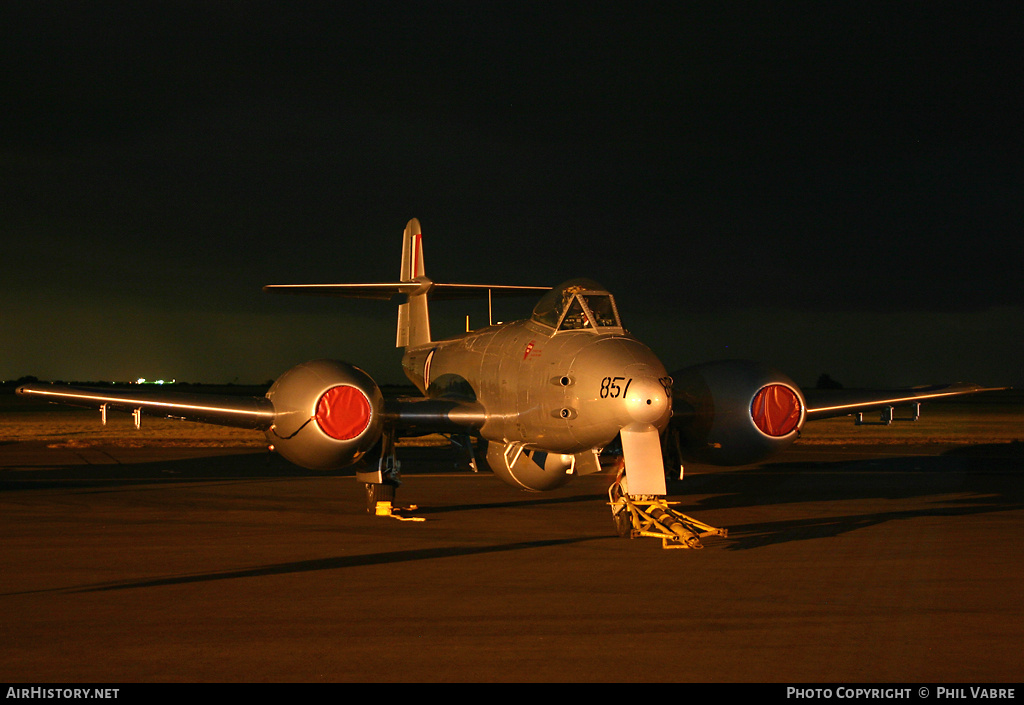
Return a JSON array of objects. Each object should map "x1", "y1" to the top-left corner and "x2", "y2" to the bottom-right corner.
[
  {"x1": 48, "y1": 537, "x2": 604, "y2": 595},
  {"x1": 0, "y1": 447, "x2": 323, "y2": 491},
  {"x1": 0, "y1": 441, "x2": 612, "y2": 507},
  {"x1": 0, "y1": 535, "x2": 605, "y2": 597},
  {"x1": 670, "y1": 442, "x2": 1024, "y2": 551},
  {"x1": 3, "y1": 442, "x2": 1022, "y2": 564},
  {"x1": 0, "y1": 453, "x2": 614, "y2": 596}
]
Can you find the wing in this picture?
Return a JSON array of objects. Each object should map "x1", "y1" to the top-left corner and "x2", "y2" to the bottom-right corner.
[
  {"x1": 17, "y1": 383, "x2": 275, "y2": 430},
  {"x1": 802, "y1": 382, "x2": 1006, "y2": 422},
  {"x1": 17, "y1": 383, "x2": 488, "y2": 435}
]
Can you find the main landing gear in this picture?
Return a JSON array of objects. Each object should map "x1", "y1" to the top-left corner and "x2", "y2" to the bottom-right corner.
[
  {"x1": 608, "y1": 471, "x2": 727, "y2": 549},
  {"x1": 359, "y1": 431, "x2": 423, "y2": 522}
]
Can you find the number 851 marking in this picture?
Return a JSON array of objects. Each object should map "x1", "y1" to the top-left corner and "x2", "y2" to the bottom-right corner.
[{"x1": 599, "y1": 376, "x2": 632, "y2": 399}]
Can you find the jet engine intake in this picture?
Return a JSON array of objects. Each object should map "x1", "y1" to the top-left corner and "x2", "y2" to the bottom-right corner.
[
  {"x1": 669, "y1": 360, "x2": 806, "y2": 465},
  {"x1": 265, "y1": 359, "x2": 384, "y2": 470}
]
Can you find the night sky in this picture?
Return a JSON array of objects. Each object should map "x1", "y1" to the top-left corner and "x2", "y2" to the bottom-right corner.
[{"x1": 2, "y1": 3, "x2": 1021, "y2": 388}]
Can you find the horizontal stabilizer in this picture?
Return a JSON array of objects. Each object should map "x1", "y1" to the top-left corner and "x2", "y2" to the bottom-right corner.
[
  {"x1": 264, "y1": 282, "x2": 421, "y2": 300},
  {"x1": 263, "y1": 282, "x2": 550, "y2": 300}
]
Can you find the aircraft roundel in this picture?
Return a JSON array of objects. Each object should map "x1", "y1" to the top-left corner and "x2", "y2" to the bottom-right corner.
[{"x1": 315, "y1": 385, "x2": 372, "y2": 440}]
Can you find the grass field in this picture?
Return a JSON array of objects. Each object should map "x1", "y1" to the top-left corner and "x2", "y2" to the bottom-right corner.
[{"x1": 2, "y1": 388, "x2": 1020, "y2": 449}]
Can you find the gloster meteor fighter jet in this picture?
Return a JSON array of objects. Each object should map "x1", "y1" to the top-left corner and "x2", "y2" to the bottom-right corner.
[{"x1": 18, "y1": 219, "x2": 998, "y2": 547}]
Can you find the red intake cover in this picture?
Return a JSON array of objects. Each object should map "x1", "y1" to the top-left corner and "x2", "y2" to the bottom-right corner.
[
  {"x1": 751, "y1": 384, "x2": 802, "y2": 437},
  {"x1": 315, "y1": 385, "x2": 372, "y2": 440}
]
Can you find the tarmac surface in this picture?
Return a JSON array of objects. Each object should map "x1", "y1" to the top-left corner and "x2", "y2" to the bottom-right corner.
[{"x1": 1, "y1": 439, "x2": 1022, "y2": 683}]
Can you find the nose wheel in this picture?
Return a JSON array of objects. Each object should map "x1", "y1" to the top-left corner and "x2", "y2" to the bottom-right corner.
[{"x1": 609, "y1": 472, "x2": 727, "y2": 549}]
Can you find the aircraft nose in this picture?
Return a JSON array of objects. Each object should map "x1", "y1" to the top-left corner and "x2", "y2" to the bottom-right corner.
[
  {"x1": 567, "y1": 337, "x2": 672, "y2": 449},
  {"x1": 622, "y1": 375, "x2": 670, "y2": 425}
]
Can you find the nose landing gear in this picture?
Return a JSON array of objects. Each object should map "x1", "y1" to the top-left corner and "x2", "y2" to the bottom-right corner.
[{"x1": 609, "y1": 472, "x2": 727, "y2": 549}]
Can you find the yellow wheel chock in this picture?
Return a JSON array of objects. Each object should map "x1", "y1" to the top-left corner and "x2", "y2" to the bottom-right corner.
[{"x1": 373, "y1": 501, "x2": 425, "y2": 522}]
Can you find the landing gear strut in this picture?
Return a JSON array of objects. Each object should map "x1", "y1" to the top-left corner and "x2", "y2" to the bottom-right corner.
[
  {"x1": 357, "y1": 430, "x2": 422, "y2": 521},
  {"x1": 609, "y1": 472, "x2": 727, "y2": 549}
]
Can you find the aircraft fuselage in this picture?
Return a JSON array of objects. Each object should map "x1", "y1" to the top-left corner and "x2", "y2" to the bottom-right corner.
[{"x1": 402, "y1": 319, "x2": 672, "y2": 455}]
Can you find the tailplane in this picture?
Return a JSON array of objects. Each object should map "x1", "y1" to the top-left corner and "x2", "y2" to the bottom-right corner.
[{"x1": 262, "y1": 218, "x2": 551, "y2": 349}]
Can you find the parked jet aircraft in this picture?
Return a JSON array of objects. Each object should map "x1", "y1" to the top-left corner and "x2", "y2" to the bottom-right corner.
[{"x1": 17, "y1": 219, "x2": 999, "y2": 547}]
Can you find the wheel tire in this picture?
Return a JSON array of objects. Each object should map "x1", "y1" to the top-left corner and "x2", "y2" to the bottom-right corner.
[
  {"x1": 365, "y1": 482, "x2": 395, "y2": 513},
  {"x1": 613, "y1": 508, "x2": 633, "y2": 538}
]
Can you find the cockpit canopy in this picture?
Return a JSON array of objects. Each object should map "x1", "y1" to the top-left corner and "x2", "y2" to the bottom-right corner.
[{"x1": 531, "y1": 278, "x2": 623, "y2": 332}]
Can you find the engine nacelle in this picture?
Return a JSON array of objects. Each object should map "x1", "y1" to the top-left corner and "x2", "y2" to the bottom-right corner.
[
  {"x1": 669, "y1": 360, "x2": 806, "y2": 466},
  {"x1": 265, "y1": 359, "x2": 384, "y2": 471},
  {"x1": 484, "y1": 441, "x2": 574, "y2": 492}
]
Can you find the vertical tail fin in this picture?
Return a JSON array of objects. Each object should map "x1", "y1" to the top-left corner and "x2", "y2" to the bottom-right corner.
[
  {"x1": 400, "y1": 217, "x2": 426, "y2": 282},
  {"x1": 396, "y1": 218, "x2": 432, "y2": 348}
]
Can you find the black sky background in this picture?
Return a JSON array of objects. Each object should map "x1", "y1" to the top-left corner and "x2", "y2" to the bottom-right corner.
[{"x1": 2, "y1": 3, "x2": 1021, "y2": 387}]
